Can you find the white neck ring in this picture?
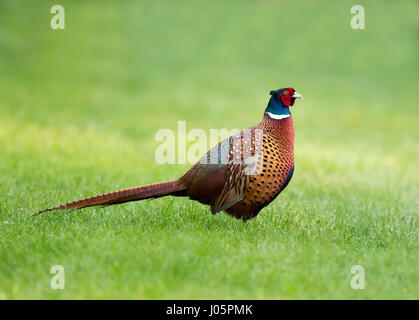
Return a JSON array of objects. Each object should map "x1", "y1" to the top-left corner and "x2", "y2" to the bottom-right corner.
[{"x1": 267, "y1": 112, "x2": 290, "y2": 120}]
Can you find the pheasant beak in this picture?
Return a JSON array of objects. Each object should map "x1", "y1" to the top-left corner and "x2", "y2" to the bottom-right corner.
[{"x1": 292, "y1": 92, "x2": 303, "y2": 99}]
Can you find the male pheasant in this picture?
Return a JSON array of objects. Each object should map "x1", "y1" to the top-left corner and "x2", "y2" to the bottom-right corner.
[{"x1": 36, "y1": 88, "x2": 302, "y2": 220}]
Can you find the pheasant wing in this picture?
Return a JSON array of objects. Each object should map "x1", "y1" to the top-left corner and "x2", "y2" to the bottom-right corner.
[{"x1": 211, "y1": 128, "x2": 261, "y2": 214}]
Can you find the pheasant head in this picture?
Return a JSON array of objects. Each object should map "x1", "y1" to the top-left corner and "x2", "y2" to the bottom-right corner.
[{"x1": 265, "y1": 87, "x2": 303, "y2": 119}]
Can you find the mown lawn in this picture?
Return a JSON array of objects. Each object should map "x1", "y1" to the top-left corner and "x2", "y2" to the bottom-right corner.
[{"x1": 0, "y1": 0, "x2": 418, "y2": 299}]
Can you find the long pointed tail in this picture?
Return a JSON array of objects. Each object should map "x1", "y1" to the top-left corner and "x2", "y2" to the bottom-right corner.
[{"x1": 35, "y1": 179, "x2": 186, "y2": 216}]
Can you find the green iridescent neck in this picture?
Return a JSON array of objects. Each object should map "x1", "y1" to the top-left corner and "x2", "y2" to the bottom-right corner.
[{"x1": 265, "y1": 95, "x2": 291, "y2": 118}]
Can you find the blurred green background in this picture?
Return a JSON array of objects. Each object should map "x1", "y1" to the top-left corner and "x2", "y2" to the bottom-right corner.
[{"x1": 0, "y1": 0, "x2": 418, "y2": 299}]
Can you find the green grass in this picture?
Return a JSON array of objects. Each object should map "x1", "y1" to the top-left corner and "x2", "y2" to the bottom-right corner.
[{"x1": 0, "y1": 0, "x2": 418, "y2": 299}]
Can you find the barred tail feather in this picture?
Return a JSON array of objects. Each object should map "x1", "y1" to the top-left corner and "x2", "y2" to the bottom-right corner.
[{"x1": 34, "y1": 180, "x2": 186, "y2": 216}]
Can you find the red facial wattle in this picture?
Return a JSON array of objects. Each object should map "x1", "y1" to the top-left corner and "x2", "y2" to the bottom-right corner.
[{"x1": 280, "y1": 88, "x2": 295, "y2": 107}]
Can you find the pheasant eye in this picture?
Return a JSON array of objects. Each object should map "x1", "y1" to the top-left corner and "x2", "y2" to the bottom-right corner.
[{"x1": 283, "y1": 91, "x2": 288, "y2": 95}]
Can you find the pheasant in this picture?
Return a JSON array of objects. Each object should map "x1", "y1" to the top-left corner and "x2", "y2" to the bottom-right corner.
[{"x1": 36, "y1": 88, "x2": 302, "y2": 220}]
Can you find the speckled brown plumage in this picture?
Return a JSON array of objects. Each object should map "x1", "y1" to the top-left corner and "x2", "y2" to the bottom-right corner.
[
  {"x1": 225, "y1": 115, "x2": 294, "y2": 219},
  {"x1": 36, "y1": 88, "x2": 301, "y2": 220}
]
